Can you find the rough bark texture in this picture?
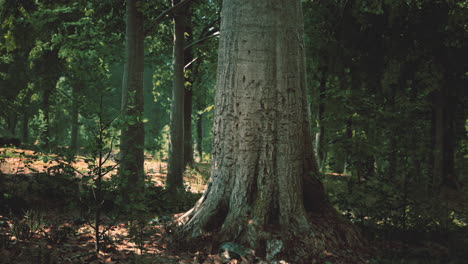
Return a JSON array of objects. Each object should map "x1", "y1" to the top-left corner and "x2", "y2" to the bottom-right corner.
[
  {"x1": 166, "y1": 0, "x2": 186, "y2": 192},
  {"x1": 173, "y1": 1, "x2": 366, "y2": 262},
  {"x1": 119, "y1": 0, "x2": 145, "y2": 191}
]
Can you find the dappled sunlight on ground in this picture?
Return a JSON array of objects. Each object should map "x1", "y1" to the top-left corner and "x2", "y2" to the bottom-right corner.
[
  {"x1": 2, "y1": 147, "x2": 466, "y2": 263},
  {"x1": 0, "y1": 147, "x2": 208, "y2": 193},
  {"x1": 0, "y1": 147, "x2": 217, "y2": 263},
  {"x1": 0, "y1": 213, "x2": 203, "y2": 263}
]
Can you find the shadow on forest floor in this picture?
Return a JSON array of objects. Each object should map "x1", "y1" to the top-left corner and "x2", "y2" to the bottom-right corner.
[{"x1": 0, "y1": 147, "x2": 467, "y2": 263}]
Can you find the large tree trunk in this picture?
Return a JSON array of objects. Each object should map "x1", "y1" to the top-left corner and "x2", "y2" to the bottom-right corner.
[
  {"x1": 119, "y1": 0, "x2": 145, "y2": 192},
  {"x1": 173, "y1": 1, "x2": 365, "y2": 262},
  {"x1": 183, "y1": 6, "x2": 194, "y2": 167},
  {"x1": 166, "y1": 0, "x2": 186, "y2": 192}
]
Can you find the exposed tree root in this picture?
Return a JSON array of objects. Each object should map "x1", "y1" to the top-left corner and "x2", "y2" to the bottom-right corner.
[
  {"x1": 167, "y1": 180, "x2": 368, "y2": 263},
  {"x1": 167, "y1": 210, "x2": 367, "y2": 263}
]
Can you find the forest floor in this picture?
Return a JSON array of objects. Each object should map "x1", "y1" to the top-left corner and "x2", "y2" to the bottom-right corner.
[
  {"x1": 0, "y1": 148, "x2": 209, "y2": 193},
  {"x1": 0, "y1": 148, "x2": 217, "y2": 263},
  {"x1": 0, "y1": 147, "x2": 467, "y2": 263}
]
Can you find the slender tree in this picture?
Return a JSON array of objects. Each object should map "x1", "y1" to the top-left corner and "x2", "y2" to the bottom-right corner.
[
  {"x1": 195, "y1": 112, "x2": 203, "y2": 161},
  {"x1": 119, "y1": 0, "x2": 145, "y2": 192},
  {"x1": 183, "y1": 6, "x2": 194, "y2": 167},
  {"x1": 42, "y1": 83, "x2": 52, "y2": 148},
  {"x1": 166, "y1": 0, "x2": 186, "y2": 192},
  {"x1": 315, "y1": 67, "x2": 327, "y2": 170},
  {"x1": 70, "y1": 80, "x2": 82, "y2": 154},
  {"x1": 174, "y1": 0, "x2": 365, "y2": 261}
]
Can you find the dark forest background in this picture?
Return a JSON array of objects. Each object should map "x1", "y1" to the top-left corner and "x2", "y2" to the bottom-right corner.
[{"x1": 0, "y1": 0, "x2": 466, "y2": 263}]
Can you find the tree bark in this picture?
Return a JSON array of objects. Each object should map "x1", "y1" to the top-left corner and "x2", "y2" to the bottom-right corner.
[
  {"x1": 166, "y1": 0, "x2": 186, "y2": 192},
  {"x1": 173, "y1": 1, "x2": 365, "y2": 262},
  {"x1": 119, "y1": 0, "x2": 145, "y2": 192}
]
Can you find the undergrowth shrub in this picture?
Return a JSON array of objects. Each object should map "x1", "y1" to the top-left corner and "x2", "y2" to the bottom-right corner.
[
  {"x1": 8, "y1": 210, "x2": 45, "y2": 240},
  {"x1": 324, "y1": 176, "x2": 468, "y2": 235}
]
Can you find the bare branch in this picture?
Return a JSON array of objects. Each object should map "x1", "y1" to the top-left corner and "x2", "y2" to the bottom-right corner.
[{"x1": 184, "y1": 31, "x2": 219, "y2": 50}]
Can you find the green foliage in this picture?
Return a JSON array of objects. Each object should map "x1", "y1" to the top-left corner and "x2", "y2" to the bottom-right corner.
[
  {"x1": 304, "y1": 4, "x2": 467, "y2": 262},
  {"x1": 8, "y1": 210, "x2": 45, "y2": 240},
  {"x1": 0, "y1": 0, "x2": 220, "y2": 160},
  {"x1": 324, "y1": 174, "x2": 468, "y2": 232}
]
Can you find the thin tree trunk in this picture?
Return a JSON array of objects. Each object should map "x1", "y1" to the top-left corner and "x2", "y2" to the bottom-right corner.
[
  {"x1": 166, "y1": 0, "x2": 186, "y2": 192},
  {"x1": 183, "y1": 7, "x2": 194, "y2": 167},
  {"x1": 196, "y1": 112, "x2": 203, "y2": 162},
  {"x1": 183, "y1": 88, "x2": 193, "y2": 165},
  {"x1": 21, "y1": 111, "x2": 28, "y2": 144},
  {"x1": 343, "y1": 117, "x2": 353, "y2": 174},
  {"x1": 7, "y1": 115, "x2": 17, "y2": 136},
  {"x1": 315, "y1": 68, "x2": 327, "y2": 171},
  {"x1": 121, "y1": 62, "x2": 129, "y2": 113},
  {"x1": 119, "y1": 0, "x2": 145, "y2": 193},
  {"x1": 21, "y1": 91, "x2": 32, "y2": 144},
  {"x1": 431, "y1": 87, "x2": 457, "y2": 189},
  {"x1": 42, "y1": 87, "x2": 51, "y2": 150},
  {"x1": 387, "y1": 90, "x2": 398, "y2": 180},
  {"x1": 70, "y1": 82, "x2": 80, "y2": 154},
  {"x1": 432, "y1": 90, "x2": 444, "y2": 189}
]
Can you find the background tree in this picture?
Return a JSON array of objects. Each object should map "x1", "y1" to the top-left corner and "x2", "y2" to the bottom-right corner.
[
  {"x1": 189, "y1": 1, "x2": 220, "y2": 162},
  {"x1": 166, "y1": 0, "x2": 186, "y2": 192},
  {"x1": 118, "y1": 0, "x2": 145, "y2": 193},
  {"x1": 303, "y1": 0, "x2": 467, "y2": 235},
  {"x1": 183, "y1": 6, "x2": 194, "y2": 167}
]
